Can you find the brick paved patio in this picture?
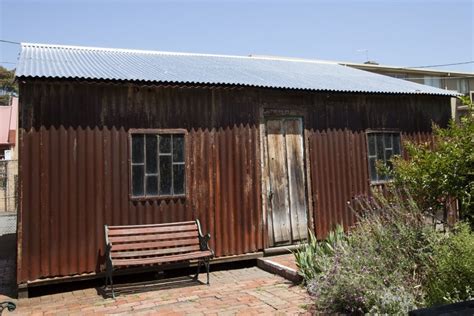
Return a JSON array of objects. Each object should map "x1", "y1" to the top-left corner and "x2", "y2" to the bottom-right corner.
[{"x1": 11, "y1": 266, "x2": 312, "y2": 315}]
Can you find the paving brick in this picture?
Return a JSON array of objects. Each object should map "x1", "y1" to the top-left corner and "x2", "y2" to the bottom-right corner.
[{"x1": 11, "y1": 267, "x2": 310, "y2": 315}]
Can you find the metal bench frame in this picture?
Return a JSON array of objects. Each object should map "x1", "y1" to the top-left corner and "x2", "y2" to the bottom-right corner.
[{"x1": 104, "y1": 219, "x2": 213, "y2": 298}]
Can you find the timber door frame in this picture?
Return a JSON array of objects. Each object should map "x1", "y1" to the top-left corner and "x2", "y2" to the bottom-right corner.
[{"x1": 259, "y1": 107, "x2": 314, "y2": 248}]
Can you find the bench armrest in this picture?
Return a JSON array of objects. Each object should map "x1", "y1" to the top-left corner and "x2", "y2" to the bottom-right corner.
[
  {"x1": 198, "y1": 233, "x2": 211, "y2": 251},
  {"x1": 104, "y1": 225, "x2": 114, "y2": 270},
  {"x1": 195, "y1": 219, "x2": 214, "y2": 255}
]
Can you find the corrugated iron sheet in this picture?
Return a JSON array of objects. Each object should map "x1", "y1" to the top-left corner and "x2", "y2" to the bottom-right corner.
[
  {"x1": 309, "y1": 129, "x2": 369, "y2": 237},
  {"x1": 16, "y1": 43, "x2": 457, "y2": 96},
  {"x1": 17, "y1": 79, "x2": 451, "y2": 284},
  {"x1": 18, "y1": 82, "x2": 264, "y2": 283}
]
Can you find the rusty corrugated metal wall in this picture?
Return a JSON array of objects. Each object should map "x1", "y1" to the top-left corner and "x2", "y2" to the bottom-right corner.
[
  {"x1": 299, "y1": 92, "x2": 448, "y2": 239},
  {"x1": 17, "y1": 80, "x2": 451, "y2": 284},
  {"x1": 308, "y1": 129, "x2": 369, "y2": 238},
  {"x1": 18, "y1": 82, "x2": 264, "y2": 283}
]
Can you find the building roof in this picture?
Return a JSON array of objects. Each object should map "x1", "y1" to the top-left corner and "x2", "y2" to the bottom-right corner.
[
  {"x1": 338, "y1": 61, "x2": 474, "y2": 77},
  {"x1": 0, "y1": 97, "x2": 17, "y2": 145},
  {"x1": 16, "y1": 43, "x2": 457, "y2": 96}
]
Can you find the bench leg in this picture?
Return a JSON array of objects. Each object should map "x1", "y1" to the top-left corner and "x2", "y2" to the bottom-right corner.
[
  {"x1": 110, "y1": 275, "x2": 115, "y2": 299},
  {"x1": 205, "y1": 258, "x2": 210, "y2": 285},
  {"x1": 194, "y1": 260, "x2": 202, "y2": 281},
  {"x1": 105, "y1": 269, "x2": 115, "y2": 299}
]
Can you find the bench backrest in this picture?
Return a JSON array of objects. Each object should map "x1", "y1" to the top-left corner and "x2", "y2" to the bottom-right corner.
[{"x1": 105, "y1": 220, "x2": 203, "y2": 265}]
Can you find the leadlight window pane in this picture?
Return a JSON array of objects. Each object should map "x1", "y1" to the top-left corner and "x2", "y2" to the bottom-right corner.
[
  {"x1": 132, "y1": 165, "x2": 144, "y2": 196},
  {"x1": 173, "y1": 135, "x2": 185, "y2": 162},
  {"x1": 131, "y1": 134, "x2": 144, "y2": 163},
  {"x1": 145, "y1": 135, "x2": 157, "y2": 173},
  {"x1": 384, "y1": 133, "x2": 392, "y2": 150},
  {"x1": 393, "y1": 134, "x2": 401, "y2": 155},
  {"x1": 159, "y1": 135, "x2": 172, "y2": 153},
  {"x1": 159, "y1": 155, "x2": 172, "y2": 195},
  {"x1": 173, "y1": 164, "x2": 185, "y2": 195},
  {"x1": 385, "y1": 148, "x2": 393, "y2": 164},
  {"x1": 376, "y1": 135, "x2": 385, "y2": 161},
  {"x1": 146, "y1": 175, "x2": 158, "y2": 196},
  {"x1": 131, "y1": 132, "x2": 186, "y2": 198},
  {"x1": 368, "y1": 135, "x2": 376, "y2": 156}
]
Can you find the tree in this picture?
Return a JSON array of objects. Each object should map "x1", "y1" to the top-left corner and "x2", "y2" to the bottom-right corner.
[
  {"x1": 390, "y1": 97, "x2": 474, "y2": 227},
  {"x1": 0, "y1": 66, "x2": 18, "y2": 106}
]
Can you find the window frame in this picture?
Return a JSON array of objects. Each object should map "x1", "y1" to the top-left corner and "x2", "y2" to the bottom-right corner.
[
  {"x1": 366, "y1": 130, "x2": 402, "y2": 185},
  {"x1": 128, "y1": 128, "x2": 188, "y2": 201}
]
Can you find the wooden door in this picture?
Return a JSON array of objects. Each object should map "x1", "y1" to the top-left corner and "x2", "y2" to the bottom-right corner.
[{"x1": 265, "y1": 117, "x2": 308, "y2": 246}]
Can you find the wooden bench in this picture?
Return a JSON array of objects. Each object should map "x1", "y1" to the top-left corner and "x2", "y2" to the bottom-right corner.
[{"x1": 104, "y1": 220, "x2": 213, "y2": 298}]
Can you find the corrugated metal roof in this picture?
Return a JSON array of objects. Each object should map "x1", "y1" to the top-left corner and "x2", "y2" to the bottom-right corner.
[{"x1": 16, "y1": 43, "x2": 457, "y2": 96}]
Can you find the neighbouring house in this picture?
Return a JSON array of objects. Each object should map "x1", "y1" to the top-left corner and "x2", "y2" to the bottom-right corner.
[
  {"x1": 0, "y1": 96, "x2": 18, "y2": 213},
  {"x1": 14, "y1": 43, "x2": 456, "y2": 296},
  {"x1": 0, "y1": 96, "x2": 18, "y2": 160},
  {"x1": 338, "y1": 61, "x2": 474, "y2": 119}
]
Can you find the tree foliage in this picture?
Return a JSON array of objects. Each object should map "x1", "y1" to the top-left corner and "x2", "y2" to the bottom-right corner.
[{"x1": 390, "y1": 96, "x2": 474, "y2": 227}]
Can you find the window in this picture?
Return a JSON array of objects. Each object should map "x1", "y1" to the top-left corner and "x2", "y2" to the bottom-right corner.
[
  {"x1": 131, "y1": 131, "x2": 186, "y2": 198},
  {"x1": 456, "y1": 79, "x2": 469, "y2": 94},
  {"x1": 424, "y1": 76, "x2": 442, "y2": 89},
  {"x1": 367, "y1": 132, "x2": 401, "y2": 183},
  {"x1": 388, "y1": 73, "x2": 408, "y2": 80}
]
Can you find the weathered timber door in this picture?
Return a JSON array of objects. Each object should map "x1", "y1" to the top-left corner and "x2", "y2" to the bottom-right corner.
[{"x1": 265, "y1": 117, "x2": 308, "y2": 246}]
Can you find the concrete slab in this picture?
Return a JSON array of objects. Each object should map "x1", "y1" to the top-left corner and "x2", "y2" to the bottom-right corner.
[{"x1": 257, "y1": 254, "x2": 303, "y2": 284}]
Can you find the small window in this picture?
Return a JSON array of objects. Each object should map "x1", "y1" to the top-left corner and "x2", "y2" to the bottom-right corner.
[
  {"x1": 367, "y1": 132, "x2": 401, "y2": 183},
  {"x1": 456, "y1": 79, "x2": 469, "y2": 94},
  {"x1": 424, "y1": 76, "x2": 442, "y2": 89},
  {"x1": 130, "y1": 131, "x2": 186, "y2": 198}
]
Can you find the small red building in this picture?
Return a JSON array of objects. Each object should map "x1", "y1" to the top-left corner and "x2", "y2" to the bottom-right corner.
[{"x1": 15, "y1": 43, "x2": 455, "y2": 295}]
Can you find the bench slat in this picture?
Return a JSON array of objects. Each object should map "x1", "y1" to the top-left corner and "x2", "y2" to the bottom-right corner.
[
  {"x1": 108, "y1": 224, "x2": 197, "y2": 236},
  {"x1": 111, "y1": 238, "x2": 199, "y2": 252},
  {"x1": 108, "y1": 221, "x2": 196, "y2": 230},
  {"x1": 111, "y1": 245, "x2": 200, "y2": 258},
  {"x1": 109, "y1": 231, "x2": 198, "y2": 244},
  {"x1": 113, "y1": 250, "x2": 213, "y2": 267}
]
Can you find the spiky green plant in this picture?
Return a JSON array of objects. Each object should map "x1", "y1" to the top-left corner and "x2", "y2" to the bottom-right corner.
[{"x1": 293, "y1": 225, "x2": 346, "y2": 283}]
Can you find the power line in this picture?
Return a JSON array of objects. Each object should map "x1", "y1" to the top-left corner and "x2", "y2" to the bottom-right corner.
[
  {"x1": 0, "y1": 62, "x2": 17, "y2": 65},
  {"x1": 405, "y1": 61, "x2": 474, "y2": 69},
  {"x1": 0, "y1": 39, "x2": 20, "y2": 45}
]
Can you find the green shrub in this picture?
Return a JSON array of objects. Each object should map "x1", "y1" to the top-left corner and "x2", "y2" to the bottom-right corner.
[
  {"x1": 390, "y1": 96, "x2": 474, "y2": 228},
  {"x1": 308, "y1": 190, "x2": 440, "y2": 314},
  {"x1": 296, "y1": 188, "x2": 474, "y2": 313},
  {"x1": 425, "y1": 223, "x2": 474, "y2": 305}
]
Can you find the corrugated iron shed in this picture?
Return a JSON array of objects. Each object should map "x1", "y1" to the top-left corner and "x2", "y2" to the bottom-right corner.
[{"x1": 16, "y1": 43, "x2": 457, "y2": 96}]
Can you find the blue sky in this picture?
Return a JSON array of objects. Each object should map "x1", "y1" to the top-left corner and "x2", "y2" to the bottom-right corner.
[{"x1": 1, "y1": 0, "x2": 473, "y2": 72}]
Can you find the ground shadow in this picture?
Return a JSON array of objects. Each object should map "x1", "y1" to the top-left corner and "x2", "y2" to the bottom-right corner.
[
  {"x1": 0, "y1": 233, "x2": 17, "y2": 298},
  {"x1": 28, "y1": 259, "x2": 256, "y2": 298},
  {"x1": 96, "y1": 274, "x2": 206, "y2": 299}
]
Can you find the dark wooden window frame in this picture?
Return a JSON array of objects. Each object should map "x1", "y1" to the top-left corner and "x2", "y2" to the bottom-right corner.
[
  {"x1": 128, "y1": 128, "x2": 188, "y2": 201},
  {"x1": 366, "y1": 130, "x2": 402, "y2": 185}
]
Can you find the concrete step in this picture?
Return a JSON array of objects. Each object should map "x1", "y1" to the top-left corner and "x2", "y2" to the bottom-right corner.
[{"x1": 256, "y1": 255, "x2": 303, "y2": 284}]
